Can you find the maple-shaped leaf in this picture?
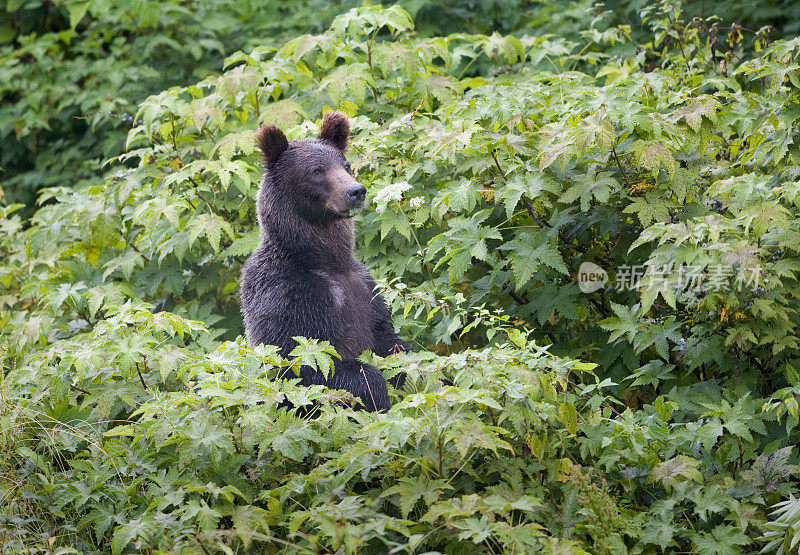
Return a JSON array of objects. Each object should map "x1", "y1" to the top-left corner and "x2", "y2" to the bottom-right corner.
[
  {"x1": 111, "y1": 517, "x2": 153, "y2": 555},
  {"x1": 635, "y1": 319, "x2": 682, "y2": 359},
  {"x1": 220, "y1": 229, "x2": 260, "y2": 258},
  {"x1": 381, "y1": 476, "x2": 453, "y2": 518},
  {"x1": 229, "y1": 505, "x2": 272, "y2": 550},
  {"x1": 623, "y1": 192, "x2": 673, "y2": 226},
  {"x1": 559, "y1": 171, "x2": 617, "y2": 211},
  {"x1": 478, "y1": 32, "x2": 526, "y2": 63},
  {"x1": 641, "y1": 516, "x2": 677, "y2": 551},
  {"x1": 626, "y1": 360, "x2": 676, "y2": 388},
  {"x1": 422, "y1": 494, "x2": 484, "y2": 523},
  {"x1": 279, "y1": 33, "x2": 332, "y2": 62},
  {"x1": 85, "y1": 283, "x2": 134, "y2": 317},
  {"x1": 186, "y1": 213, "x2": 235, "y2": 253},
  {"x1": 289, "y1": 337, "x2": 340, "y2": 380},
  {"x1": 633, "y1": 140, "x2": 676, "y2": 174},
  {"x1": 572, "y1": 114, "x2": 615, "y2": 153},
  {"x1": 671, "y1": 97, "x2": 720, "y2": 132},
  {"x1": 46, "y1": 282, "x2": 87, "y2": 310},
  {"x1": 320, "y1": 63, "x2": 375, "y2": 105},
  {"x1": 446, "y1": 179, "x2": 482, "y2": 213},
  {"x1": 133, "y1": 194, "x2": 183, "y2": 228},
  {"x1": 379, "y1": 208, "x2": 412, "y2": 240},
  {"x1": 445, "y1": 420, "x2": 514, "y2": 458},
  {"x1": 738, "y1": 200, "x2": 790, "y2": 236},
  {"x1": 528, "y1": 283, "x2": 580, "y2": 324},
  {"x1": 692, "y1": 524, "x2": 749, "y2": 555},
  {"x1": 112, "y1": 332, "x2": 155, "y2": 374},
  {"x1": 538, "y1": 123, "x2": 573, "y2": 170},
  {"x1": 181, "y1": 500, "x2": 221, "y2": 532},
  {"x1": 188, "y1": 98, "x2": 224, "y2": 132},
  {"x1": 265, "y1": 413, "x2": 324, "y2": 460},
  {"x1": 212, "y1": 131, "x2": 259, "y2": 162},
  {"x1": 102, "y1": 251, "x2": 145, "y2": 280},
  {"x1": 218, "y1": 65, "x2": 259, "y2": 102},
  {"x1": 498, "y1": 170, "x2": 559, "y2": 221},
  {"x1": 501, "y1": 230, "x2": 568, "y2": 288},
  {"x1": 600, "y1": 302, "x2": 643, "y2": 343},
  {"x1": 690, "y1": 486, "x2": 729, "y2": 522},
  {"x1": 260, "y1": 99, "x2": 307, "y2": 128},
  {"x1": 414, "y1": 75, "x2": 463, "y2": 109},
  {"x1": 375, "y1": 42, "x2": 419, "y2": 77},
  {"x1": 650, "y1": 455, "x2": 703, "y2": 491},
  {"x1": 330, "y1": 4, "x2": 413, "y2": 37},
  {"x1": 203, "y1": 159, "x2": 255, "y2": 192}
]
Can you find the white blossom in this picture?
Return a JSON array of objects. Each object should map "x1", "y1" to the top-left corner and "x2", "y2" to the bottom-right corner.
[{"x1": 373, "y1": 181, "x2": 412, "y2": 211}]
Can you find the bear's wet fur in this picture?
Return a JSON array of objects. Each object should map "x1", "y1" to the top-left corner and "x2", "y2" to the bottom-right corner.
[{"x1": 240, "y1": 112, "x2": 408, "y2": 412}]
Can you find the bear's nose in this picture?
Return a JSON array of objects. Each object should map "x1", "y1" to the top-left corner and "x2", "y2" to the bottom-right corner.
[{"x1": 346, "y1": 183, "x2": 367, "y2": 204}]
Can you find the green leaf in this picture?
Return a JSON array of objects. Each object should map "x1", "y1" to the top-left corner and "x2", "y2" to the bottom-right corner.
[
  {"x1": 558, "y1": 402, "x2": 578, "y2": 434},
  {"x1": 68, "y1": 1, "x2": 91, "y2": 29},
  {"x1": 650, "y1": 456, "x2": 703, "y2": 490},
  {"x1": 382, "y1": 477, "x2": 453, "y2": 518},
  {"x1": 289, "y1": 337, "x2": 340, "y2": 380},
  {"x1": 220, "y1": 229, "x2": 260, "y2": 258},
  {"x1": 320, "y1": 63, "x2": 375, "y2": 105},
  {"x1": 111, "y1": 518, "x2": 148, "y2": 555},
  {"x1": 559, "y1": 172, "x2": 617, "y2": 212},
  {"x1": 623, "y1": 192, "x2": 673, "y2": 226},
  {"x1": 501, "y1": 230, "x2": 568, "y2": 288},
  {"x1": 230, "y1": 505, "x2": 271, "y2": 549}
]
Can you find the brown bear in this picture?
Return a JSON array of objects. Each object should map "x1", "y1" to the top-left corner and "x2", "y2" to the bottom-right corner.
[{"x1": 239, "y1": 111, "x2": 408, "y2": 412}]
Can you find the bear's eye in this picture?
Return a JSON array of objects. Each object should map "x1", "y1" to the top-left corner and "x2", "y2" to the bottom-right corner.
[
  {"x1": 312, "y1": 167, "x2": 324, "y2": 177},
  {"x1": 344, "y1": 162, "x2": 352, "y2": 173}
]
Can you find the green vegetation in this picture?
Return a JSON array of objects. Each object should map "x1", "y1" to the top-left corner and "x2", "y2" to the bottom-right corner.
[{"x1": 4, "y1": 0, "x2": 800, "y2": 552}]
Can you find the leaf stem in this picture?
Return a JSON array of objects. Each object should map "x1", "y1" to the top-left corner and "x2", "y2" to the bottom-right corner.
[
  {"x1": 70, "y1": 384, "x2": 90, "y2": 396},
  {"x1": 117, "y1": 227, "x2": 151, "y2": 262},
  {"x1": 610, "y1": 142, "x2": 632, "y2": 189},
  {"x1": 437, "y1": 435, "x2": 444, "y2": 479},
  {"x1": 136, "y1": 363, "x2": 148, "y2": 391},
  {"x1": 188, "y1": 177, "x2": 226, "y2": 218}
]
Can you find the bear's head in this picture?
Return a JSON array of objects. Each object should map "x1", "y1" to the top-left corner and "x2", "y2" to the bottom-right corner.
[{"x1": 255, "y1": 112, "x2": 365, "y2": 224}]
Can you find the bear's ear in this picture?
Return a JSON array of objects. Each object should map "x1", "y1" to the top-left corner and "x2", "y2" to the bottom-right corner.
[
  {"x1": 255, "y1": 125, "x2": 289, "y2": 166},
  {"x1": 318, "y1": 111, "x2": 349, "y2": 152}
]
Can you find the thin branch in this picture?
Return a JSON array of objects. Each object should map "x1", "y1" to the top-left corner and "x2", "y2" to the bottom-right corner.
[
  {"x1": 181, "y1": 193, "x2": 197, "y2": 211},
  {"x1": 610, "y1": 143, "x2": 632, "y2": 189},
  {"x1": 191, "y1": 535, "x2": 212, "y2": 555},
  {"x1": 665, "y1": 12, "x2": 691, "y2": 74},
  {"x1": 490, "y1": 150, "x2": 507, "y2": 179},
  {"x1": 136, "y1": 363, "x2": 148, "y2": 391},
  {"x1": 588, "y1": 297, "x2": 609, "y2": 318},
  {"x1": 188, "y1": 177, "x2": 226, "y2": 218},
  {"x1": 523, "y1": 198, "x2": 553, "y2": 229},
  {"x1": 437, "y1": 435, "x2": 444, "y2": 479},
  {"x1": 716, "y1": 24, "x2": 761, "y2": 34},
  {"x1": 117, "y1": 228, "x2": 151, "y2": 263},
  {"x1": 492, "y1": 149, "x2": 554, "y2": 229},
  {"x1": 509, "y1": 290, "x2": 527, "y2": 305},
  {"x1": 70, "y1": 384, "x2": 90, "y2": 396}
]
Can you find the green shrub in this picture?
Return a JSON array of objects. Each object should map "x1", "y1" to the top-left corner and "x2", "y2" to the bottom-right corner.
[
  {"x1": 0, "y1": 0, "x2": 597, "y2": 211},
  {"x1": 4, "y1": 1, "x2": 800, "y2": 552}
]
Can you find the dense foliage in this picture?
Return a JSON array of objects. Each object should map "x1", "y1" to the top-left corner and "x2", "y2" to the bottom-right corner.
[
  {"x1": 4, "y1": 0, "x2": 800, "y2": 552},
  {"x1": 0, "y1": 0, "x2": 596, "y2": 211}
]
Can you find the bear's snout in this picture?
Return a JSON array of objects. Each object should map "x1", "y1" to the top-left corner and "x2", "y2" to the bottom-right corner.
[
  {"x1": 346, "y1": 184, "x2": 366, "y2": 206},
  {"x1": 326, "y1": 165, "x2": 365, "y2": 216}
]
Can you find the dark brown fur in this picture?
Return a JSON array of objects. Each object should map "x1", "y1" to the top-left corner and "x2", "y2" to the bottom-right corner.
[{"x1": 240, "y1": 112, "x2": 408, "y2": 412}]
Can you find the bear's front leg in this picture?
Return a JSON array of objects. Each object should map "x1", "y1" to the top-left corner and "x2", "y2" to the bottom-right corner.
[{"x1": 327, "y1": 360, "x2": 390, "y2": 412}]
